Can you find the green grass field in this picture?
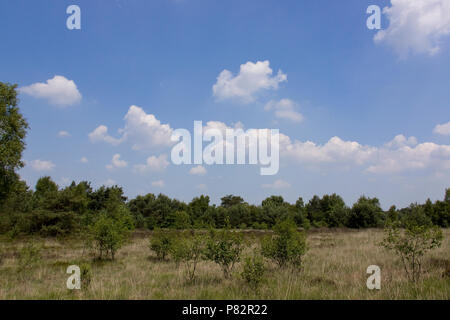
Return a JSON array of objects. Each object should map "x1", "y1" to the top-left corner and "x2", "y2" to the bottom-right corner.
[{"x1": 0, "y1": 229, "x2": 448, "y2": 300}]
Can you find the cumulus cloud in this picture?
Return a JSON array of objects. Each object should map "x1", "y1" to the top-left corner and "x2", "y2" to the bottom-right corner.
[
  {"x1": 264, "y1": 99, "x2": 304, "y2": 122},
  {"x1": 262, "y1": 179, "x2": 291, "y2": 189},
  {"x1": 106, "y1": 154, "x2": 128, "y2": 170},
  {"x1": 151, "y1": 180, "x2": 165, "y2": 187},
  {"x1": 374, "y1": 0, "x2": 450, "y2": 57},
  {"x1": 89, "y1": 105, "x2": 173, "y2": 149},
  {"x1": 20, "y1": 75, "x2": 82, "y2": 106},
  {"x1": 212, "y1": 60, "x2": 287, "y2": 103},
  {"x1": 134, "y1": 154, "x2": 170, "y2": 173},
  {"x1": 189, "y1": 165, "x2": 207, "y2": 175},
  {"x1": 281, "y1": 136, "x2": 377, "y2": 165},
  {"x1": 29, "y1": 159, "x2": 55, "y2": 171},
  {"x1": 384, "y1": 134, "x2": 418, "y2": 148},
  {"x1": 434, "y1": 122, "x2": 450, "y2": 136},
  {"x1": 367, "y1": 142, "x2": 450, "y2": 174},
  {"x1": 279, "y1": 133, "x2": 450, "y2": 174},
  {"x1": 89, "y1": 125, "x2": 123, "y2": 145}
]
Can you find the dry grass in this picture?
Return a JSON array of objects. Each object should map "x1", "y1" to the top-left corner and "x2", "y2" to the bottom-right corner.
[{"x1": 0, "y1": 229, "x2": 448, "y2": 300}]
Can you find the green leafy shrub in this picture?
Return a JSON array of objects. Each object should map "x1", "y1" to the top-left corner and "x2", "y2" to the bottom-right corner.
[
  {"x1": 149, "y1": 229, "x2": 174, "y2": 260},
  {"x1": 88, "y1": 213, "x2": 130, "y2": 260},
  {"x1": 261, "y1": 220, "x2": 307, "y2": 268},
  {"x1": 17, "y1": 243, "x2": 41, "y2": 271},
  {"x1": 381, "y1": 221, "x2": 443, "y2": 282},
  {"x1": 205, "y1": 228, "x2": 243, "y2": 278},
  {"x1": 172, "y1": 232, "x2": 205, "y2": 281},
  {"x1": 241, "y1": 254, "x2": 266, "y2": 290}
]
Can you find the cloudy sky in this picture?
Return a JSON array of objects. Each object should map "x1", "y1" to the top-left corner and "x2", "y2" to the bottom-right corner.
[{"x1": 1, "y1": 0, "x2": 450, "y2": 209}]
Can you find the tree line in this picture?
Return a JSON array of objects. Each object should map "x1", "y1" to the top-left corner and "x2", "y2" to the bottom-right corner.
[{"x1": 0, "y1": 175, "x2": 448, "y2": 237}]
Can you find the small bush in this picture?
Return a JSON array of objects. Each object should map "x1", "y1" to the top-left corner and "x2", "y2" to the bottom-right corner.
[
  {"x1": 88, "y1": 213, "x2": 130, "y2": 260},
  {"x1": 17, "y1": 243, "x2": 41, "y2": 271},
  {"x1": 241, "y1": 254, "x2": 266, "y2": 290},
  {"x1": 205, "y1": 228, "x2": 243, "y2": 278},
  {"x1": 261, "y1": 220, "x2": 307, "y2": 268},
  {"x1": 381, "y1": 221, "x2": 443, "y2": 282},
  {"x1": 149, "y1": 229, "x2": 174, "y2": 260},
  {"x1": 174, "y1": 232, "x2": 206, "y2": 281}
]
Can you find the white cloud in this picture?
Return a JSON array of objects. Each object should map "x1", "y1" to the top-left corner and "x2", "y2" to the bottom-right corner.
[
  {"x1": 29, "y1": 159, "x2": 55, "y2": 171},
  {"x1": 122, "y1": 105, "x2": 174, "y2": 150},
  {"x1": 281, "y1": 136, "x2": 377, "y2": 165},
  {"x1": 189, "y1": 165, "x2": 207, "y2": 175},
  {"x1": 262, "y1": 179, "x2": 291, "y2": 189},
  {"x1": 212, "y1": 60, "x2": 287, "y2": 103},
  {"x1": 264, "y1": 99, "x2": 304, "y2": 122},
  {"x1": 80, "y1": 157, "x2": 88, "y2": 164},
  {"x1": 434, "y1": 122, "x2": 450, "y2": 135},
  {"x1": 279, "y1": 133, "x2": 450, "y2": 174},
  {"x1": 88, "y1": 125, "x2": 123, "y2": 145},
  {"x1": 20, "y1": 75, "x2": 82, "y2": 106},
  {"x1": 106, "y1": 154, "x2": 128, "y2": 170},
  {"x1": 374, "y1": 0, "x2": 450, "y2": 57},
  {"x1": 367, "y1": 142, "x2": 450, "y2": 174},
  {"x1": 384, "y1": 134, "x2": 418, "y2": 148},
  {"x1": 89, "y1": 105, "x2": 173, "y2": 149},
  {"x1": 58, "y1": 130, "x2": 71, "y2": 138},
  {"x1": 134, "y1": 154, "x2": 169, "y2": 173},
  {"x1": 152, "y1": 180, "x2": 165, "y2": 187}
]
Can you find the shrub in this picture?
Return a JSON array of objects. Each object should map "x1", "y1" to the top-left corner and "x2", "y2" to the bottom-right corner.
[
  {"x1": 261, "y1": 220, "x2": 307, "y2": 268},
  {"x1": 381, "y1": 221, "x2": 443, "y2": 282},
  {"x1": 88, "y1": 213, "x2": 130, "y2": 260},
  {"x1": 174, "y1": 232, "x2": 205, "y2": 281},
  {"x1": 149, "y1": 229, "x2": 174, "y2": 260},
  {"x1": 17, "y1": 243, "x2": 41, "y2": 271},
  {"x1": 205, "y1": 228, "x2": 243, "y2": 278},
  {"x1": 241, "y1": 254, "x2": 266, "y2": 290}
]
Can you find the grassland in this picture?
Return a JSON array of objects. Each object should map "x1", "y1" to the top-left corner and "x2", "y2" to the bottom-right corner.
[{"x1": 0, "y1": 229, "x2": 448, "y2": 300}]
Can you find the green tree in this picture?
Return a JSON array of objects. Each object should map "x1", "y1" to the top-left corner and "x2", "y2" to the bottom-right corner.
[
  {"x1": 221, "y1": 195, "x2": 245, "y2": 208},
  {"x1": 347, "y1": 196, "x2": 383, "y2": 228},
  {"x1": 0, "y1": 82, "x2": 29, "y2": 203}
]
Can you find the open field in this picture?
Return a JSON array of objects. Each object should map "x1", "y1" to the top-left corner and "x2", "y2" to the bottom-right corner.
[{"x1": 0, "y1": 229, "x2": 448, "y2": 300}]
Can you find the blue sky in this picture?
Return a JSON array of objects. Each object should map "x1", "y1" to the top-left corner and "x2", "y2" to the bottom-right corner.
[{"x1": 1, "y1": 0, "x2": 450, "y2": 209}]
